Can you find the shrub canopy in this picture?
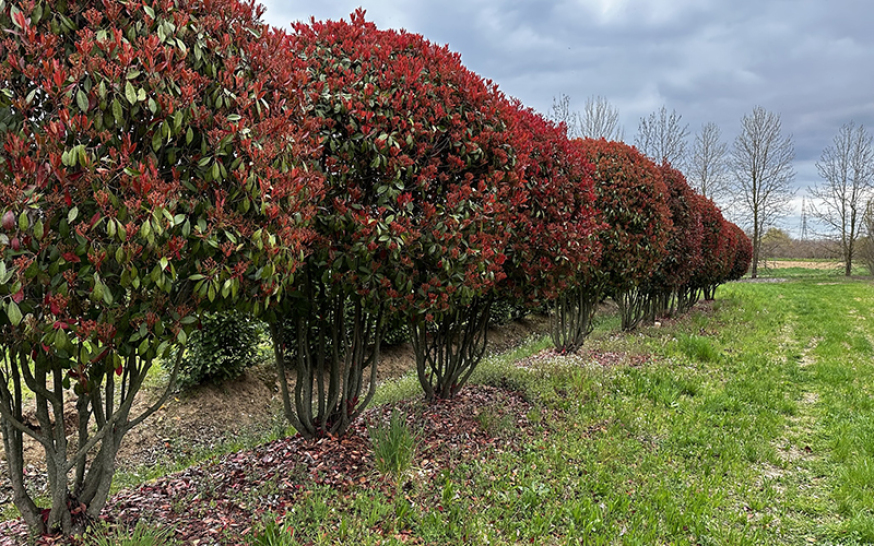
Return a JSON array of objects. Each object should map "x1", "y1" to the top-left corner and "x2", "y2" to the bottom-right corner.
[
  {"x1": 576, "y1": 138, "x2": 672, "y2": 294},
  {"x1": 0, "y1": 0, "x2": 319, "y2": 532}
]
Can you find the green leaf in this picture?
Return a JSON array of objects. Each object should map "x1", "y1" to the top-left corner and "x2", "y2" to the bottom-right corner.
[
  {"x1": 7, "y1": 302, "x2": 22, "y2": 326},
  {"x1": 91, "y1": 279, "x2": 105, "y2": 303},
  {"x1": 9, "y1": 5, "x2": 22, "y2": 28},
  {"x1": 125, "y1": 82, "x2": 137, "y2": 105},
  {"x1": 112, "y1": 98, "x2": 123, "y2": 123},
  {"x1": 138, "y1": 337, "x2": 150, "y2": 356},
  {"x1": 76, "y1": 90, "x2": 89, "y2": 112}
]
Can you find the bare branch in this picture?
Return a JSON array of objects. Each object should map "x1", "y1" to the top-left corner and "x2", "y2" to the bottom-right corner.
[
  {"x1": 634, "y1": 106, "x2": 688, "y2": 168},
  {"x1": 689, "y1": 122, "x2": 728, "y2": 201},
  {"x1": 809, "y1": 122, "x2": 874, "y2": 275},
  {"x1": 549, "y1": 94, "x2": 581, "y2": 138},
  {"x1": 728, "y1": 106, "x2": 796, "y2": 278},
  {"x1": 581, "y1": 95, "x2": 624, "y2": 141}
]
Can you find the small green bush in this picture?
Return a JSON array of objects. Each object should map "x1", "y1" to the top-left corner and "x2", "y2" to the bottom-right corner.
[
  {"x1": 490, "y1": 298, "x2": 529, "y2": 326},
  {"x1": 370, "y1": 410, "x2": 419, "y2": 479},
  {"x1": 174, "y1": 312, "x2": 263, "y2": 389}
]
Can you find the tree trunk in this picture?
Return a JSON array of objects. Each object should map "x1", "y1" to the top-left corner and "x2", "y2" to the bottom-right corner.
[
  {"x1": 271, "y1": 276, "x2": 384, "y2": 439},
  {"x1": 412, "y1": 299, "x2": 492, "y2": 401},
  {"x1": 550, "y1": 287, "x2": 598, "y2": 353}
]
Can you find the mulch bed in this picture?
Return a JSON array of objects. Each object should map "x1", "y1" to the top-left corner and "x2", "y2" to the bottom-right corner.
[{"x1": 0, "y1": 385, "x2": 549, "y2": 545}]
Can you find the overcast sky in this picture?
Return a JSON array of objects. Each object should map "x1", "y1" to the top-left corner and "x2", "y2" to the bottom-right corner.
[{"x1": 259, "y1": 0, "x2": 874, "y2": 235}]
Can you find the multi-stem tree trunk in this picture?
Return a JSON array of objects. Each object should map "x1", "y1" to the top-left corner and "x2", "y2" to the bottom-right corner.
[
  {"x1": 550, "y1": 288, "x2": 599, "y2": 353},
  {"x1": 615, "y1": 287, "x2": 651, "y2": 331},
  {"x1": 675, "y1": 286, "x2": 700, "y2": 315},
  {"x1": 0, "y1": 348, "x2": 181, "y2": 535},
  {"x1": 703, "y1": 284, "x2": 719, "y2": 301},
  {"x1": 642, "y1": 290, "x2": 675, "y2": 323},
  {"x1": 270, "y1": 275, "x2": 383, "y2": 439},
  {"x1": 412, "y1": 299, "x2": 492, "y2": 401}
]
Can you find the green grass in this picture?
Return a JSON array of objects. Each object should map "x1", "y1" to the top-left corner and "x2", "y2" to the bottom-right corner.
[
  {"x1": 13, "y1": 275, "x2": 874, "y2": 545},
  {"x1": 369, "y1": 409, "x2": 419, "y2": 479},
  {"x1": 237, "y1": 277, "x2": 874, "y2": 545}
]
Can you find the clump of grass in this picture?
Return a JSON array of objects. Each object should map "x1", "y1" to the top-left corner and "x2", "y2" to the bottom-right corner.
[
  {"x1": 82, "y1": 521, "x2": 178, "y2": 546},
  {"x1": 247, "y1": 519, "x2": 295, "y2": 546},
  {"x1": 475, "y1": 406, "x2": 516, "y2": 437},
  {"x1": 677, "y1": 333, "x2": 720, "y2": 362},
  {"x1": 369, "y1": 410, "x2": 419, "y2": 479}
]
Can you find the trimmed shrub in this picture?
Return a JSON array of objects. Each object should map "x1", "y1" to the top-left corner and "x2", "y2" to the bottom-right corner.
[
  {"x1": 576, "y1": 139, "x2": 673, "y2": 331},
  {"x1": 0, "y1": 0, "x2": 319, "y2": 534},
  {"x1": 272, "y1": 11, "x2": 523, "y2": 426},
  {"x1": 644, "y1": 163, "x2": 704, "y2": 318},
  {"x1": 503, "y1": 106, "x2": 601, "y2": 352}
]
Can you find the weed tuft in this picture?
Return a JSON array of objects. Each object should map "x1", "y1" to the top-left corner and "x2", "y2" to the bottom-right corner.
[
  {"x1": 83, "y1": 521, "x2": 178, "y2": 546},
  {"x1": 677, "y1": 333, "x2": 720, "y2": 362},
  {"x1": 370, "y1": 410, "x2": 419, "y2": 479}
]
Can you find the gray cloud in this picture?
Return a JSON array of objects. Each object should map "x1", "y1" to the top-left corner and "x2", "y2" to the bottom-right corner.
[{"x1": 260, "y1": 0, "x2": 874, "y2": 232}]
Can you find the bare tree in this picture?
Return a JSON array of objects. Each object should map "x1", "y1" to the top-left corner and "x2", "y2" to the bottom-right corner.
[
  {"x1": 689, "y1": 122, "x2": 728, "y2": 201},
  {"x1": 549, "y1": 94, "x2": 581, "y2": 138},
  {"x1": 809, "y1": 122, "x2": 874, "y2": 275},
  {"x1": 580, "y1": 95, "x2": 624, "y2": 141},
  {"x1": 634, "y1": 106, "x2": 688, "y2": 167},
  {"x1": 729, "y1": 106, "x2": 796, "y2": 278}
]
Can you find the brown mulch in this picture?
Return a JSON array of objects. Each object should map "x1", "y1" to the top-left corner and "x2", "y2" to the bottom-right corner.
[{"x1": 0, "y1": 385, "x2": 549, "y2": 545}]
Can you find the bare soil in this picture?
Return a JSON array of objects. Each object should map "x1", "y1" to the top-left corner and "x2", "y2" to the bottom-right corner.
[{"x1": 760, "y1": 260, "x2": 842, "y2": 270}]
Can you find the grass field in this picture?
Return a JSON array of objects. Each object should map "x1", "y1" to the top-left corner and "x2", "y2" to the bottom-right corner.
[
  {"x1": 6, "y1": 265, "x2": 874, "y2": 545},
  {"x1": 235, "y1": 272, "x2": 874, "y2": 545}
]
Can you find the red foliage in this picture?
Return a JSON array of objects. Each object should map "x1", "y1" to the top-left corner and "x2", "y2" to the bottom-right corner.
[
  {"x1": 288, "y1": 10, "x2": 521, "y2": 315},
  {"x1": 728, "y1": 223, "x2": 753, "y2": 280},
  {"x1": 688, "y1": 196, "x2": 733, "y2": 293},
  {"x1": 0, "y1": 0, "x2": 320, "y2": 532},
  {"x1": 575, "y1": 138, "x2": 673, "y2": 293},
  {"x1": 646, "y1": 163, "x2": 703, "y2": 293},
  {"x1": 500, "y1": 104, "x2": 601, "y2": 304}
]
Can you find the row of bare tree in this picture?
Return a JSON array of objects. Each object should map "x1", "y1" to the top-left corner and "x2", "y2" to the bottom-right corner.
[{"x1": 551, "y1": 95, "x2": 874, "y2": 278}]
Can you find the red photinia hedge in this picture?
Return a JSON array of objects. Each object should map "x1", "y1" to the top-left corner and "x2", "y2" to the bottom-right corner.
[
  {"x1": 728, "y1": 223, "x2": 753, "y2": 281},
  {"x1": 500, "y1": 103, "x2": 600, "y2": 305},
  {"x1": 575, "y1": 138, "x2": 672, "y2": 294},
  {"x1": 287, "y1": 10, "x2": 521, "y2": 316},
  {"x1": 646, "y1": 163, "x2": 703, "y2": 294},
  {"x1": 0, "y1": 0, "x2": 319, "y2": 533},
  {"x1": 687, "y1": 195, "x2": 731, "y2": 295}
]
